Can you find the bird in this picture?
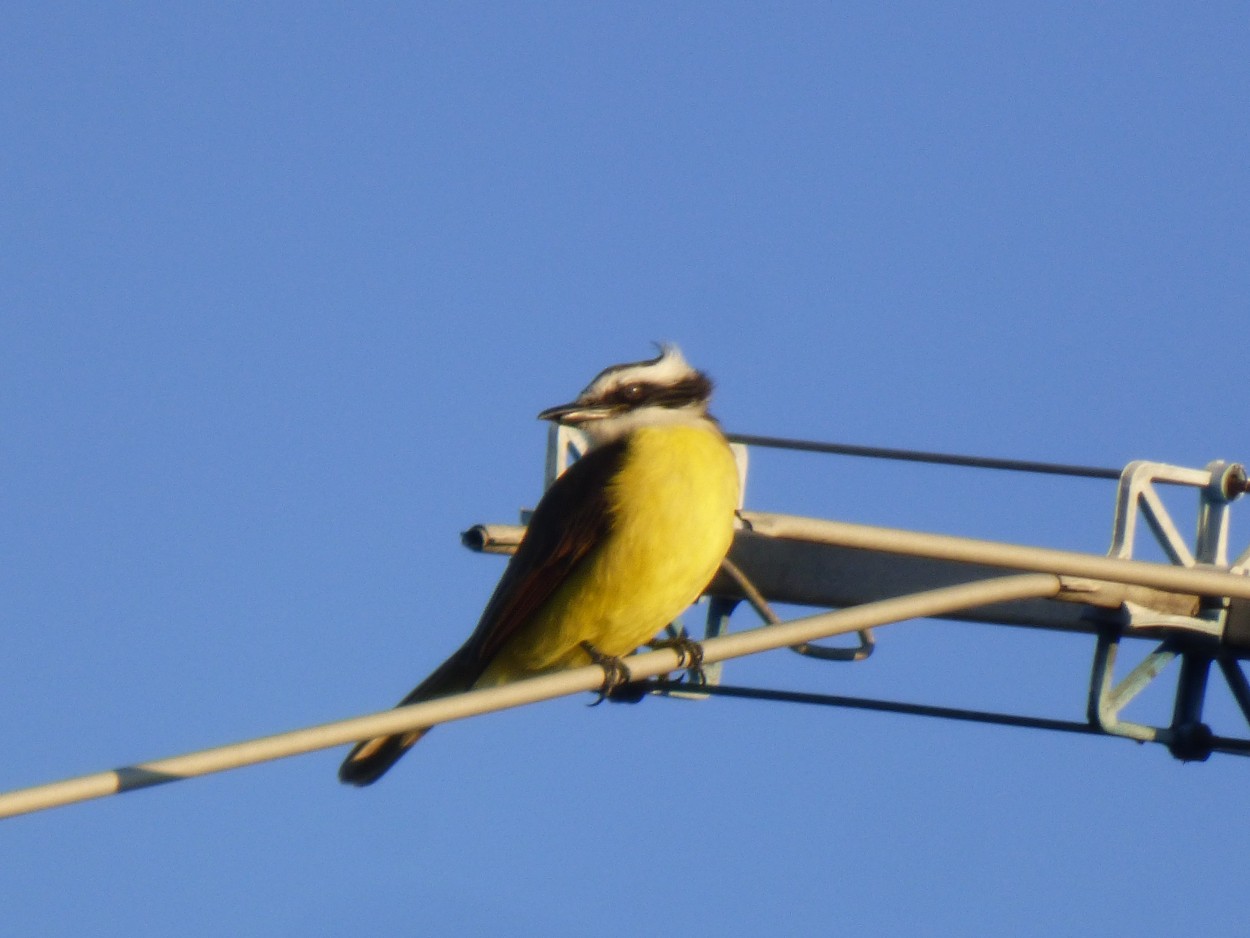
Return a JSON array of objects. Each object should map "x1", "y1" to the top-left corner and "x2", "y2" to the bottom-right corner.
[{"x1": 339, "y1": 345, "x2": 741, "y2": 786}]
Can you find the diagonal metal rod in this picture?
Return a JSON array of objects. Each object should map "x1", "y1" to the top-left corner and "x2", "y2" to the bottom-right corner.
[
  {"x1": 1219, "y1": 657, "x2": 1250, "y2": 727},
  {"x1": 0, "y1": 573, "x2": 1061, "y2": 821}
]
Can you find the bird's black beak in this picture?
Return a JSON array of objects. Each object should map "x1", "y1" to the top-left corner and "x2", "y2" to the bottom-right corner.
[{"x1": 537, "y1": 400, "x2": 611, "y2": 424}]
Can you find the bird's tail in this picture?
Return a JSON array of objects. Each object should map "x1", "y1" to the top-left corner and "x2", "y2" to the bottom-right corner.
[{"x1": 338, "y1": 652, "x2": 476, "y2": 787}]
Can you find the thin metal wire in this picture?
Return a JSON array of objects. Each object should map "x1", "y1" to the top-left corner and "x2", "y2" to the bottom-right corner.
[
  {"x1": 652, "y1": 681, "x2": 1250, "y2": 756},
  {"x1": 654, "y1": 680, "x2": 1102, "y2": 735},
  {"x1": 719, "y1": 554, "x2": 874, "y2": 660},
  {"x1": 727, "y1": 432, "x2": 1124, "y2": 480}
]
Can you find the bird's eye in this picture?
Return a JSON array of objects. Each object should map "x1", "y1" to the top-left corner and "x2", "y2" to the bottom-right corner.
[{"x1": 620, "y1": 383, "x2": 646, "y2": 402}]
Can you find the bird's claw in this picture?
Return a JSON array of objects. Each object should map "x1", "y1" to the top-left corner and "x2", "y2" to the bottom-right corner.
[
  {"x1": 649, "y1": 634, "x2": 707, "y2": 686},
  {"x1": 581, "y1": 641, "x2": 637, "y2": 705}
]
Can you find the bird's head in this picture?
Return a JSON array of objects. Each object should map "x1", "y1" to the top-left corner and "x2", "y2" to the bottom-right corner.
[{"x1": 538, "y1": 345, "x2": 716, "y2": 446}]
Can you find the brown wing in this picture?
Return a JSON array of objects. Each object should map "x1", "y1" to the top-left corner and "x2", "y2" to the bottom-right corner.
[
  {"x1": 338, "y1": 440, "x2": 628, "y2": 786},
  {"x1": 458, "y1": 438, "x2": 627, "y2": 669}
]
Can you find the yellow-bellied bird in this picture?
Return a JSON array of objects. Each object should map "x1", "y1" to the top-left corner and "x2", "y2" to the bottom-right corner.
[{"x1": 339, "y1": 346, "x2": 740, "y2": 785}]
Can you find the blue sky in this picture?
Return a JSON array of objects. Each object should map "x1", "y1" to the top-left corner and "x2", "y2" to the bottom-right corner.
[{"x1": 3, "y1": 4, "x2": 1248, "y2": 936}]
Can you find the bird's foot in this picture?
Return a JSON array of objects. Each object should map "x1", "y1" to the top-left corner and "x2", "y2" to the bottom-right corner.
[
  {"x1": 580, "y1": 641, "x2": 642, "y2": 705},
  {"x1": 649, "y1": 634, "x2": 707, "y2": 686}
]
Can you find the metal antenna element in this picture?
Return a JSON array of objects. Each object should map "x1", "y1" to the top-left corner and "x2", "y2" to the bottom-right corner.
[
  {"x1": 7, "y1": 434, "x2": 1247, "y2": 821},
  {"x1": 519, "y1": 430, "x2": 1250, "y2": 762}
]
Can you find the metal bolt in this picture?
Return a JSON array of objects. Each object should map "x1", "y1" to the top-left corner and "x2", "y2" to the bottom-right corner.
[{"x1": 1223, "y1": 463, "x2": 1250, "y2": 499}]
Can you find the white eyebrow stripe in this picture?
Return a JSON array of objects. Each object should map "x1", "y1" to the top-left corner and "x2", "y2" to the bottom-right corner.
[{"x1": 580, "y1": 345, "x2": 692, "y2": 398}]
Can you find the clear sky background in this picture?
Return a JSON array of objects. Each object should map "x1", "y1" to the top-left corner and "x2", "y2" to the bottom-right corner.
[{"x1": 3, "y1": 5, "x2": 1248, "y2": 936}]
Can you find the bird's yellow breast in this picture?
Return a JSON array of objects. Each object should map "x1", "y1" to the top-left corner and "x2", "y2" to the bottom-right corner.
[{"x1": 478, "y1": 422, "x2": 740, "y2": 685}]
